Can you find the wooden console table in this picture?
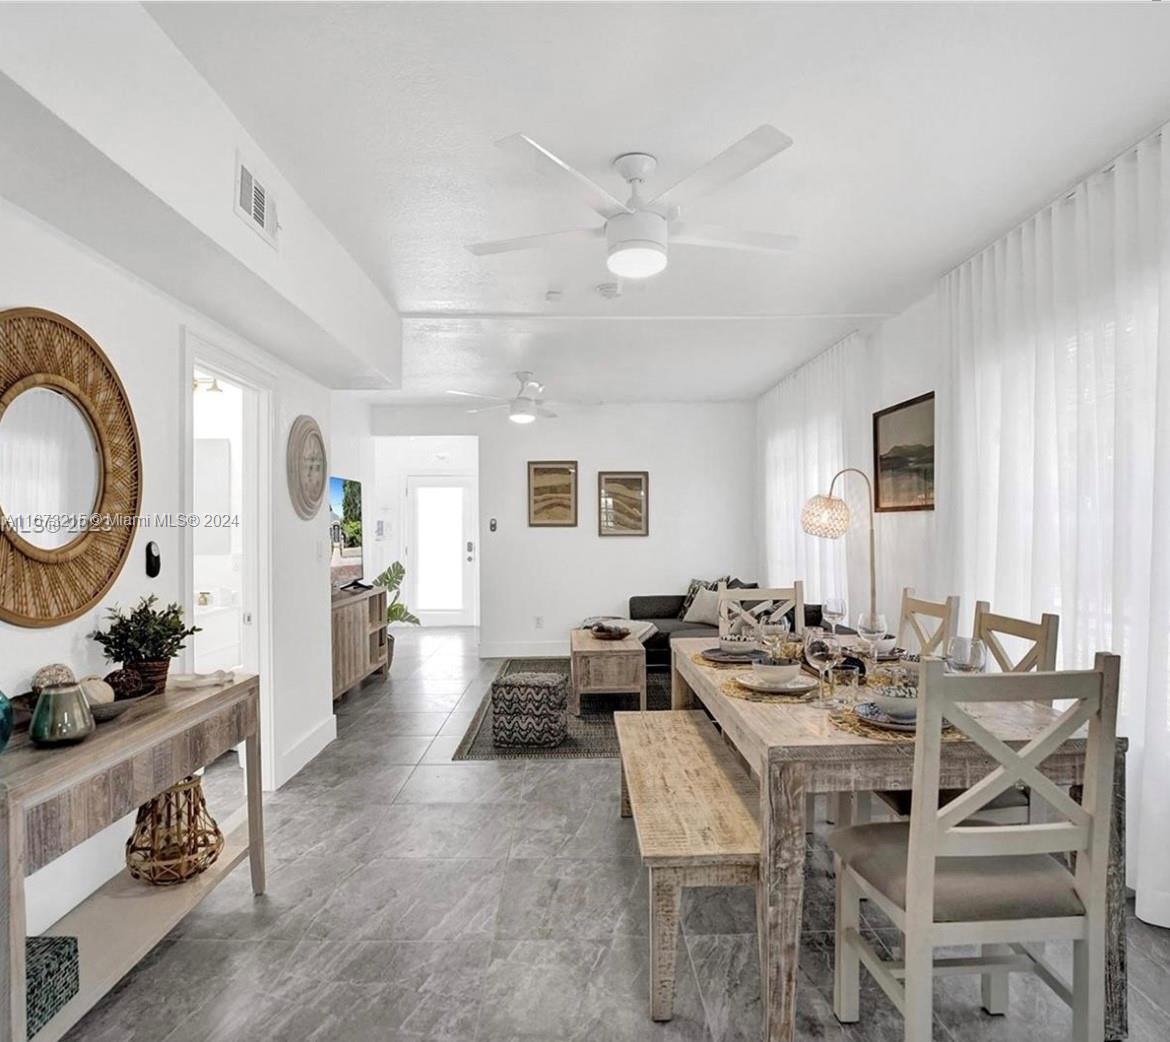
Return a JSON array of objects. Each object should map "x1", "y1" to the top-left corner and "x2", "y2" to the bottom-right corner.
[
  {"x1": 332, "y1": 587, "x2": 389, "y2": 699},
  {"x1": 0, "y1": 674, "x2": 265, "y2": 1042}
]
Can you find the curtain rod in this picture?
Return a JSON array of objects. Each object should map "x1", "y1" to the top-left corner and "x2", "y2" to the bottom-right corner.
[{"x1": 946, "y1": 121, "x2": 1166, "y2": 277}]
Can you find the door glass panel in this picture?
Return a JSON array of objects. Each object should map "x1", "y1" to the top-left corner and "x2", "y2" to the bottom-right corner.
[{"x1": 415, "y1": 486, "x2": 464, "y2": 610}]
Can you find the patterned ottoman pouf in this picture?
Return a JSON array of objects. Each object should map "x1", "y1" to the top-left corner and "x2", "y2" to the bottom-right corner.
[{"x1": 491, "y1": 671, "x2": 568, "y2": 747}]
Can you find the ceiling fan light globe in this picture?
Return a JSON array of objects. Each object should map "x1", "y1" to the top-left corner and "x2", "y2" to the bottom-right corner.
[
  {"x1": 605, "y1": 210, "x2": 668, "y2": 279},
  {"x1": 606, "y1": 244, "x2": 667, "y2": 279},
  {"x1": 508, "y1": 400, "x2": 537, "y2": 424}
]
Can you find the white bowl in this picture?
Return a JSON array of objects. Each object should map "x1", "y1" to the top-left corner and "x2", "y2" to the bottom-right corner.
[
  {"x1": 875, "y1": 634, "x2": 897, "y2": 655},
  {"x1": 753, "y1": 661, "x2": 801, "y2": 684},
  {"x1": 870, "y1": 686, "x2": 919, "y2": 722},
  {"x1": 719, "y1": 636, "x2": 757, "y2": 655}
]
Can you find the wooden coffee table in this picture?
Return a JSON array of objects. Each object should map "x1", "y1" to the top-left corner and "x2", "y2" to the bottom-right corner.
[{"x1": 569, "y1": 628, "x2": 647, "y2": 716}]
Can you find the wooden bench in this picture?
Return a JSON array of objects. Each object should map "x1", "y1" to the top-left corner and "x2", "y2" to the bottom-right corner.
[{"x1": 614, "y1": 710, "x2": 761, "y2": 1021}]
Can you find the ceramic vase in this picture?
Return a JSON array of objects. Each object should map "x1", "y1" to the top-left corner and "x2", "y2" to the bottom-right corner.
[{"x1": 30, "y1": 682, "x2": 95, "y2": 747}]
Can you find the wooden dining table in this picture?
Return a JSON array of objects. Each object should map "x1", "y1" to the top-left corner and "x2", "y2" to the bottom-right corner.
[{"x1": 670, "y1": 637, "x2": 1128, "y2": 1042}]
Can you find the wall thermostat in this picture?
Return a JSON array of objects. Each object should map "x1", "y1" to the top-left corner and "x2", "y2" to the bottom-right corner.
[{"x1": 145, "y1": 540, "x2": 161, "y2": 578}]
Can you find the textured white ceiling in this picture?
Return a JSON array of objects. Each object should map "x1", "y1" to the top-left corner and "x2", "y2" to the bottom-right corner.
[{"x1": 148, "y1": 1, "x2": 1170, "y2": 402}]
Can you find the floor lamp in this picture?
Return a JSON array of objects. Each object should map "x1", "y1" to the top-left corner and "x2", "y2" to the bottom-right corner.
[{"x1": 800, "y1": 467, "x2": 877, "y2": 621}]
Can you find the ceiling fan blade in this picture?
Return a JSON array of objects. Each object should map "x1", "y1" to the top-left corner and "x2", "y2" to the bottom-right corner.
[
  {"x1": 466, "y1": 226, "x2": 604, "y2": 256},
  {"x1": 671, "y1": 222, "x2": 799, "y2": 254},
  {"x1": 447, "y1": 390, "x2": 510, "y2": 402},
  {"x1": 497, "y1": 133, "x2": 632, "y2": 219},
  {"x1": 649, "y1": 125, "x2": 793, "y2": 212},
  {"x1": 536, "y1": 406, "x2": 558, "y2": 419},
  {"x1": 465, "y1": 403, "x2": 511, "y2": 414}
]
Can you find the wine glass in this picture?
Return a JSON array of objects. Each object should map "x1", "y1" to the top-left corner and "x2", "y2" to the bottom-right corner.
[
  {"x1": 804, "y1": 628, "x2": 841, "y2": 703},
  {"x1": 857, "y1": 611, "x2": 888, "y2": 643},
  {"x1": 758, "y1": 617, "x2": 791, "y2": 663},
  {"x1": 945, "y1": 637, "x2": 987, "y2": 674},
  {"x1": 823, "y1": 597, "x2": 847, "y2": 637}
]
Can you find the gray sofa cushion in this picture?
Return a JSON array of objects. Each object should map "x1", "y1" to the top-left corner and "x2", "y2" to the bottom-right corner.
[
  {"x1": 828, "y1": 822, "x2": 1084, "y2": 923},
  {"x1": 630, "y1": 594, "x2": 687, "y2": 621}
]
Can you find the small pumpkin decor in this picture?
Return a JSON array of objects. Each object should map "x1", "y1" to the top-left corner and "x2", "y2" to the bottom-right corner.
[{"x1": 92, "y1": 596, "x2": 200, "y2": 695}]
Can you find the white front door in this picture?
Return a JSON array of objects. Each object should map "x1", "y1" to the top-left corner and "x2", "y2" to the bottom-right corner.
[{"x1": 405, "y1": 474, "x2": 478, "y2": 627}]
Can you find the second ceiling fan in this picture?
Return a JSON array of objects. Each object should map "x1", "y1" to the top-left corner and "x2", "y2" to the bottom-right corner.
[{"x1": 467, "y1": 124, "x2": 798, "y2": 279}]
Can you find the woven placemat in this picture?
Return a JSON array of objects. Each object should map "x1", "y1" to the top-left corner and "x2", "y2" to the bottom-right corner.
[
  {"x1": 719, "y1": 677, "x2": 816, "y2": 704},
  {"x1": 828, "y1": 707, "x2": 964, "y2": 743},
  {"x1": 691, "y1": 651, "x2": 760, "y2": 670}
]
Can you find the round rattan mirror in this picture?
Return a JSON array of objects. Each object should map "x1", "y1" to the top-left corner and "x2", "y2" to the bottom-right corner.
[{"x1": 0, "y1": 308, "x2": 142, "y2": 627}]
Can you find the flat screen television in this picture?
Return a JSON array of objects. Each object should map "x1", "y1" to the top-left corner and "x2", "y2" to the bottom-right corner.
[{"x1": 328, "y1": 475, "x2": 364, "y2": 586}]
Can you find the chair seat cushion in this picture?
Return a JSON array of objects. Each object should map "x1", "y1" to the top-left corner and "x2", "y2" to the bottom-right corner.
[
  {"x1": 827, "y1": 822, "x2": 1085, "y2": 923},
  {"x1": 878, "y1": 785, "x2": 1030, "y2": 818}
]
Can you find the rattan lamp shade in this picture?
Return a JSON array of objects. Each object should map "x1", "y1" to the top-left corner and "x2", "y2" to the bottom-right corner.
[{"x1": 801, "y1": 494, "x2": 851, "y2": 539}]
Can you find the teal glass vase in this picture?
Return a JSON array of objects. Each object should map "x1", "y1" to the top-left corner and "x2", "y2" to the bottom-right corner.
[
  {"x1": 30, "y1": 682, "x2": 94, "y2": 747},
  {"x1": 0, "y1": 689, "x2": 12, "y2": 754}
]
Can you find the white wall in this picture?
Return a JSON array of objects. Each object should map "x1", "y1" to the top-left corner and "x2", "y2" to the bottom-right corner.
[
  {"x1": 370, "y1": 402, "x2": 758, "y2": 657},
  {"x1": 0, "y1": 199, "x2": 335, "y2": 932},
  {"x1": 0, "y1": 3, "x2": 400, "y2": 389}
]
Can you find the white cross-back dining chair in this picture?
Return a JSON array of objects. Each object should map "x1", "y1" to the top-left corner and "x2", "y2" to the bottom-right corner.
[
  {"x1": 896, "y1": 587, "x2": 960, "y2": 656},
  {"x1": 973, "y1": 600, "x2": 1059, "y2": 677},
  {"x1": 716, "y1": 581, "x2": 805, "y2": 638},
  {"x1": 880, "y1": 603, "x2": 1061, "y2": 826},
  {"x1": 830, "y1": 654, "x2": 1120, "y2": 1042}
]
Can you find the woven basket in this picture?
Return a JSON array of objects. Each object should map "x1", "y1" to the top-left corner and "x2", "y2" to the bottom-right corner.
[{"x1": 126, "y1": 775, "x2": 224, "y2": 886}]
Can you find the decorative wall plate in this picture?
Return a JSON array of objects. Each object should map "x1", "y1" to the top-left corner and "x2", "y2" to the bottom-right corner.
[
  {"x1": 286, "y1": 414, "x2": 327, "y2": 519},
  {"x1": 0, "y1": 308, "x2": 142, "y2": 627}
]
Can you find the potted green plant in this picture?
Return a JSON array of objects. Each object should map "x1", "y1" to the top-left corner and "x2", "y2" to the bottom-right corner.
[
  {"x1": 92, "y1": 596, "x2": 201, "y2": 695},
  {"x1": 373, "y1": 561, "x2": 419, "y2": 671}
]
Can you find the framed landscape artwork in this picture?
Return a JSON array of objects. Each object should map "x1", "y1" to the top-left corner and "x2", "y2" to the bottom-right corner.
[
  {"x1": 598, "y1": 471, "x2": 649, "y2": 536},
  {"x1": 873, "y1": 391, "x2": 935, "y2": 512},
  {"x1": 527, "y1": 460, "x2": 578, "y2": 526}
]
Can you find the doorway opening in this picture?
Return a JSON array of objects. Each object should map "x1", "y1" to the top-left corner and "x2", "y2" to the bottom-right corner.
[
  {"x1": 183, "y1": 331, "x2": 275, "y2": 792},
  {"x1": 373, "y1": 435, "x2": 479, "y2": 631},
  {"x1": 191, "y1": 368, "x2": 255, "y2": 672}
]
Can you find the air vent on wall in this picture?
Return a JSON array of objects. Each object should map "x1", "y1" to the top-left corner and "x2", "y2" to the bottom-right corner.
[{"x1": 234, "y1": 155, "x2": 279, "y2": 246}]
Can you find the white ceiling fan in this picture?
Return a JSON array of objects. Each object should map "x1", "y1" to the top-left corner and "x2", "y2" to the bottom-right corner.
[
  {"x1": 448, "y1": 371, "x2": 557, "y2": 424},
  {"x1": 467, "y1": 125, "x2": 798, "y2": 279}
]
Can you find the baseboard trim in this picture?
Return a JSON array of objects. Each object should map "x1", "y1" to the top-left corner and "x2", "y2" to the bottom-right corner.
[
  {"x1": 273, "y1": 714, "x2": 336, "y2": 789},
  {"x1": 479, "y1": 639, "x2": 570, "y2": 659}
]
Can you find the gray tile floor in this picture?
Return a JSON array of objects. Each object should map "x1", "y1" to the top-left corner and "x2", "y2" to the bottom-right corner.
[{"x1": 66, "y1": 627, "x2": 1170, "y2": 1041}]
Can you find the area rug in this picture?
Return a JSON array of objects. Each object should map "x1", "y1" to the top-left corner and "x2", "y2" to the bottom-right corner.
[{"x1": 452, "y1": 657, "x2": 670, "y2": 761}]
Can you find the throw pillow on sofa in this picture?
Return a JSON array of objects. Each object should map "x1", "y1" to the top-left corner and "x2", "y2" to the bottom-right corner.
[
  {"x1": 683, "y1": 586, "x2": 722, "y2": 626},
  {"x1": 678, "y1": 576, "x2": 731, "y2": 619}
]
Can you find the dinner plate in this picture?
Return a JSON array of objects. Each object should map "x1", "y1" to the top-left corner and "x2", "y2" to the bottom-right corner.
[
  {"x1": 734, "y1": 673, "x2": 818, "y2": 695},
  {"x1": 701, "y1": 647, "x2": 766, "y2": 665},
  {"x1": 853, "y1": 701, "x2": 917, "y2": 733}
]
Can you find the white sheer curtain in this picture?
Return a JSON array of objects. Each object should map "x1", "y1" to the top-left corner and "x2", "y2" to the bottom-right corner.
[
  {"x1": 757, "y1": 334, "x2": 854, "y2": 604},
  {"x1": 941, "y1": 127, "x2": 1170, "y2": 925}
]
